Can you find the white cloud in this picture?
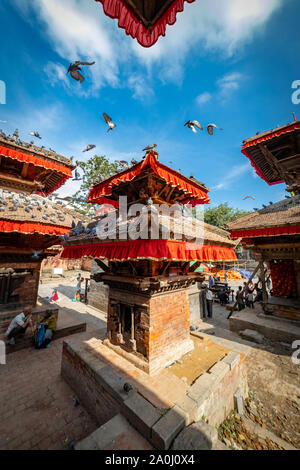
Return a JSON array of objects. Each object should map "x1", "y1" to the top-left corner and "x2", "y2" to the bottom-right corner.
[
  {"x1": 128, "y1": 75, "x2": 154, "y2": 102},
  {"x1": 212, "y1": 162, "x2": 251, "y2": 190},
  {"x1": 196, "y1": 92, "x2": 212, "y2": 107},
  {"x1": 14, "y1": 0, "x2": 283, "y2": 90},
  {"x1": 132, "y1": 0, "x2": 283, "y2": 78},
  {"x1": 217, "y1": 72, "x2": 244, "y2": 102},
  {"x1": 44, "y1": 62, "x2": 71, "y2": 90},
  {"x1": 15, "y1": 0, "x2": 125, "y2": 94}
]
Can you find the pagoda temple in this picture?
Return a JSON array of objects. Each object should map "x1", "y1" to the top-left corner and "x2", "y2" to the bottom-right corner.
[
  {"x1": 228, "y1": 119, "x2": 300, "y2": 321},
  {"x1": 62, "y1": 149, "x2": 237, "y2": 374},
  {"x1": 0, "y1": 130, "x2": 78, "y2": 319}
]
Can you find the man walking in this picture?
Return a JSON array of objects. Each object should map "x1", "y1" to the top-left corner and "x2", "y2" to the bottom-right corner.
[
  {"x1": 5, "y1": 308, "x2": 34, "y2": 345},
  {"x1": 76, "y1": 273, "x2": 83, "y2": 295}
]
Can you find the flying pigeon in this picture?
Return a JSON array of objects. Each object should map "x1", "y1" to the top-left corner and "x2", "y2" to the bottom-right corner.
[
  {"x1": 73, "y1": 169, "x2": 82, "y2": 181},
  {"x1": 32, "y1": 249, "x2": 43, "y2": 259},
  {"x1": 82, "y1": 144, "x2": 96, "y2": 152},
  {"x1": 29, "y1": 131, "x2": 41, "y2": 139},
  {"x1": 143, "y1": 144, "x2": 157, "y2": 152},
  {"x1": 67, "y1": 61, "x2": 95, "y2": 83},
  {"x1": 207, "y1": 124, "x2": 223, "y2": 136},
  {"x1": 243, "y1": 196, "x2": 256, "y2": 201},
  {"x1": 184, "y1": 120, "x2": 203, "y2": 134},
  {"x1": 103, "y1": 113, "x2": 116, "y2": 132}
]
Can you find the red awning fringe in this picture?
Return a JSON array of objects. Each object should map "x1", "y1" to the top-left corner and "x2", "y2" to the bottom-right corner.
[
  {"x1": 0, "y1": 145, "x2": 73, "y2": 179},
  {"x1": 95, "y1": 0, "x2": 195, "y2": 48},
  {"x1": 61, "y1": 239, "x2": 236, "y2": 262},
  {"x1": 0, "y1": 220, "x2": 70, "y2": 236},
  {"x1": 241, "y1": 122, "x2": 300, "y2": 185},
  {"x1": 230, "y1": 225, "x2": 300, "y2": 240},
  {"x1": 89, "y1": 152, "x2": 210, "y2": 204}
]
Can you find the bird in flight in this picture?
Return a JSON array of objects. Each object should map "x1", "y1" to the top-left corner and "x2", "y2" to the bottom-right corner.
[
  {"x1": 184, "y1": 120, "x2": 203, "y2": 134},
  {"x1": 207, "y1": 123, "x2": 223, "y2": 136},
  {"x1": 243, "y1": 196, "x2": 256, "y2": 201},
  {"x1": 83, "y1": 144, "x2": 96, "y2": 152},
  {"x1": 103, "y1": 113, "x2": 116, "y2": 132},
  {"x1": 67, "y1": 61, "x2": 95, "y2": 83},
  {"x1": 29, "y1": 131, "x2": 41, "y2": 139}
]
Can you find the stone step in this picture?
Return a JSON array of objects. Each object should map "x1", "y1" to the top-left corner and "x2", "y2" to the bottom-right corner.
[{"x1": 75, "y1": 413, "x2": 153, "y2": 450}]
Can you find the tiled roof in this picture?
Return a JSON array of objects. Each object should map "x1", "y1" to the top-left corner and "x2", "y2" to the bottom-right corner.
[
  {"x1": 64, "y1": 212, "x2": 236, "y2": 248},
  {"x1": 227, "y1": 196, "x2": 300, "y2": 231},
  {"x1": 0, "y1": 132, "x2": 74, "y2": 168},
  {"x1": 0, "y1": 189, "x2": 84, "y2": 229}
]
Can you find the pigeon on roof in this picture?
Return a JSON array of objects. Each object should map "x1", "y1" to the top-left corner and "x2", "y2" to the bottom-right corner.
[
  {"x1": 103, "y1": 113, "x2": 116, "y2": 132},
  {"x1": 67, "y1": 61, "x2": 95, "y2": 83},
  {"x1": 184, "y1": 120, "x2": 203, "y2": 134},
  {"x1": 143, "y1": 144, "x2": 157, "y2": 152},
  {"x1": 83, "y1": 144, "x2": 96, "y2": 152}
]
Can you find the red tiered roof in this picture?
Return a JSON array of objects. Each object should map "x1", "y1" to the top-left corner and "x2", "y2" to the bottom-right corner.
[
  {"x1": 89, "y1": 152, "x2": 210, "y2": 204},
  {"x1": 241, "y1": 121, "x2": 300, "y2": 185}
]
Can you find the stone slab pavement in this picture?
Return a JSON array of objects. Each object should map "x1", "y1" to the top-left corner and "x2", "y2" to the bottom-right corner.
[{"x1": 0, "y1": 279, "x2": 109, "y2": 450}]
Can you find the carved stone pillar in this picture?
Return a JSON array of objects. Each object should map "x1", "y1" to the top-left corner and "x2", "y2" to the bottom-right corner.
[{"x1": 129, "y1": 305, "x2": 137, "y2": 351}]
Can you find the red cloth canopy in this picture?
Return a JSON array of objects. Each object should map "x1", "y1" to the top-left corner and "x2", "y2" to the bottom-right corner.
[
  {"x1": 95, "y1": 0, "x2": 195, "y2": 48},
  {"x1": 61, "y1": 239, "x2": 237, "y2": 262},
  {"x1": 242, "y1": 122, "x2": 300, "y2": 186},
  {"x1": 270, "y1": 261, "x2": 297, "y2": 298},
  {"x1": 0, "y1": 220, "x2": 70, "y2": 236},
  {"x1": 89, "y1": 152, "x2": 210, "y2": 204},
  {"x1": 230, "y1": 225, "x2": 300, "y2": 240}
]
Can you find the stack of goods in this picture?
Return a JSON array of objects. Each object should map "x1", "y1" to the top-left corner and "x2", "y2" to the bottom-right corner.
[{"x1": 211, "y1": 269, "x2": 243, "y2": 281}]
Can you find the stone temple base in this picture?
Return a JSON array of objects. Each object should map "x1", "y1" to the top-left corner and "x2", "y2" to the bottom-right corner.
[
  {"x1": 61, "y1": 332, "x2": 248, "y2": 450},
  {"x1": 103, "y1": 337, "x2": 194, "y2": 375}
]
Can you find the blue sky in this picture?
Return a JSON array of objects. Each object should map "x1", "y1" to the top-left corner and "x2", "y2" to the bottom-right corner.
[{"x1": 0, "y1": 0, "x2": 299, "y2": 210}]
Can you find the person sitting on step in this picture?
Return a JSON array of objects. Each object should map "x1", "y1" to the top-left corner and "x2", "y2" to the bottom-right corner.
[{"x1": 5, "y1": 307, "x2": 34, "y2": 346}]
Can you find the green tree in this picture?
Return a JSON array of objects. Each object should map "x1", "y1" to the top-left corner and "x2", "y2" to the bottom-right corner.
[
  {"x1": 204, "y1": 202, "x2": 250, "y2": 229},
  {"x1": 70, "y1": 155, "x2": 124, "y2": 215}
]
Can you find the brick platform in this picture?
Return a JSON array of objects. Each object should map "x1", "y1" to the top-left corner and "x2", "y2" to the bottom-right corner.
[{"x1": 62, "y1": 333, "x2": 248, "y2": 449}]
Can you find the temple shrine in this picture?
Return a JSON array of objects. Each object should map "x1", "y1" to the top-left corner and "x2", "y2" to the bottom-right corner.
[
  {"x1": 0, "y1": 129, "x2": 79, "y2": 328},
  {"x1": 228, "y1": 119, "x2": 300, "y2": 322},
  {"x1": 62, "y1": 149, "x2": 237, "y2": 374}
]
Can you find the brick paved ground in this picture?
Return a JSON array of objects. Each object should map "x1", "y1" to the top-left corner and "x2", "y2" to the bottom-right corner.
[
  {"x1": 0, "y1": 278, "x2": 108, "y2": 451},
  {"x1": 0, "y1": 335, "x2": 99, "y2": 450}
]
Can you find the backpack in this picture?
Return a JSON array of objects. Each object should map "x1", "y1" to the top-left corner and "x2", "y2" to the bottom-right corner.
[{"x1": 34, "y1": 324, "x2": 46, "y2": 349}]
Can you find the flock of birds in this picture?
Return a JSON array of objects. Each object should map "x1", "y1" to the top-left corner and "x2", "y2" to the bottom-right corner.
[{"x1": 0, "y1": 60, "x2": 264, "y2": 205}]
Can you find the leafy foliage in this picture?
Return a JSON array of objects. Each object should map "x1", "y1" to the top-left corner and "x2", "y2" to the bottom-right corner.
[
  {"x1": 69, "y1": 155, "x2": 124, "y2": 215},
  {"x1": 204, "y1": 202, "x2": 250, "y2": 229}
]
